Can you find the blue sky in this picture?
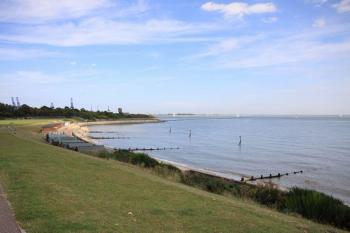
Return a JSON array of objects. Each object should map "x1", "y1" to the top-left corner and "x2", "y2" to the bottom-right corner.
[{"x1": 0, "y1": 0, "x2": 349, "y2": 114}]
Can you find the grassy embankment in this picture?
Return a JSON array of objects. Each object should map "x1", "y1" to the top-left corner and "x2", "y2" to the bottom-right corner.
[
  {"x1": 0, "y1": 119, "x2": 347, "y2": 232},
  {"x1": 97, "y1": 150, "x2": 350, "y2": 230}
]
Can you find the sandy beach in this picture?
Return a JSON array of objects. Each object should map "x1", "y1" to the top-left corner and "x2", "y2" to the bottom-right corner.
[{"x1": 58, "y1": 119, "x2": 161, "y2": 144}]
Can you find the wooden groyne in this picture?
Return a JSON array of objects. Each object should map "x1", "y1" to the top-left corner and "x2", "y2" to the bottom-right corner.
[
  {"x1": 242, "y1": 170, "x2": 303, "y2": 182},
  {"x1": 115, "y1": 147, "x2": 180, "y2": 152},
  {"x1": 89, "y1": 136, "x2": 130, "y2": 139},
  {"x1": 89, "y1": 131, "x2": 119, "y2": 133}
]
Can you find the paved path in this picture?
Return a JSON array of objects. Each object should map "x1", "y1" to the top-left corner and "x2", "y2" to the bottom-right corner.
[{"x1": 0, "y1": 184, "x2": 22, "y2": 233}]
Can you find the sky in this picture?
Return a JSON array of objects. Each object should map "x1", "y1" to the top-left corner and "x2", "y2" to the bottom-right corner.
[{"x1": 0, "y1": 0, "x2": 350, "y2": 115}]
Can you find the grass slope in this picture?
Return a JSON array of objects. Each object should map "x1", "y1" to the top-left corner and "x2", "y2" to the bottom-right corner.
[
  {"x1": 0, "y1": 121, "x2": 344, "y2": 232},
  {"x1": 0, "y1": 118, "x2": 68, "y2": 126}
]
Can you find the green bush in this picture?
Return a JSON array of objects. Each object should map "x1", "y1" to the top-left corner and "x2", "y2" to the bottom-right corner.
[
  {"x1": 180, "y1": 171, "x2": 242, "y2": 195},
  {"x1": 254, "y1": 184, "x2": 286, "y2": 209},
  {"x1": 285, "y1": 188, "x2": 350, "y2": 230},
  {"x1": 153, "y1": 163, "x2": 182, "y2": 180},
  {"x1": 112, "y1": 150, "x2": 159, "y2": 168},
  {"x1": 96, "y1": 151, "x2": 112, "y2": 159}
]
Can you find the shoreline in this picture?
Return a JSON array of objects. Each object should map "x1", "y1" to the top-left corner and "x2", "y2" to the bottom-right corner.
[
  {"x1": 58, "y1": 118, "x2": 161, "y2": 145},
  {"x1": 77, "y1": 118, "x2": 162, "y2": 126},
  {"x1": 60, "y1": 119, "x2": 285, "y2": 189},
  {"x1": 53, "y1": 118, "x2": 349, "y2": 207}
]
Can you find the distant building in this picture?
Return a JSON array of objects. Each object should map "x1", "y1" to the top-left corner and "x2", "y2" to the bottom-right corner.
[
  {"x1": 118, "y1": 108, "x2": 123, "y2": 114},
  {"x1": 70, "y1": 98, "x2": 74, "y2": 109}
]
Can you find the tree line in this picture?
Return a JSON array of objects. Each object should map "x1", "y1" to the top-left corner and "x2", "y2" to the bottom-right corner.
[{"x1": 0, "y1": 102, "x2": 151, "y2": 120}]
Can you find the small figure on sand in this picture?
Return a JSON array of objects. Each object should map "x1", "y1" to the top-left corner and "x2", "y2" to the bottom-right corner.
[
  {"x1": 189, "y1": 130, "x2": 192, "y2": 138},
  {"x1": 238, "y1": 136, "x2": 242, "y2": 146},
  {"x1": 169, "y1": 127, "x2": 172, "y2": 134}
]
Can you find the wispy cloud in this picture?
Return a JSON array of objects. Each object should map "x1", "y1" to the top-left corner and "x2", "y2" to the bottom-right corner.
[
  {"x1": 183, "y1": 35, "x2": 263, "y2": 61},
  {"x1": 0, "y1": 68, "x2": 103, "y2": 87},
  {"x1": 220, "y1": 40, "x2": 350, "y2": 69},
  {"x1": 0, "y1": 70, "x2": 65, "y2": 86},
  {"x1": 0, "y1": 0, "x2": 150, "y2": 26},
  {"x1": 333, "y1": 0, "x2": 350, "y2": 13},
  {"x1": 220, "y1": 39, "x2": 350, "y2": 69},
  {"x1": 0, "y1": 0, "x2": 112, "y2": 23},
  {"x1": 0, "y1": 47, "x2": 60, "y2": 60},
  {"x1": 312, "y1": 18, "x2": 326, "y2": 28},
  {"x1": 0, "y1": 18, "x2": 222, "y2": 46},
  {"x1": 185, "y1": 24, "x2": 350, "y2": 69},
  {"x1": 201, "y1": 1, "x2": 277, "y2": 18},
  {"x1": 307, "y1": 0, "x2": 328, "y2": 7},
  {"x1": 262, "y1": 16, "x2": 278, "y2": 23}
]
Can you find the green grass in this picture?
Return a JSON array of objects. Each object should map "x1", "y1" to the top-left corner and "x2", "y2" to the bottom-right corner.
[
  {"x1": 0, "y1": 118, "x2": 76, "y2": 126},
  {"x1": 0, "y1": 120, "x2": 346, "y2": 232},
  {"x1": 96, "y1": 150, "x2": 350, "y2": 230}
]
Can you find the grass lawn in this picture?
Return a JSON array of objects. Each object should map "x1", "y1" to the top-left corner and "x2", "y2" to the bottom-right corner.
[
  {"x1": 0, "y1": 118, "x2": 74, "y2": 126},
  {"x1": 0, "y1": 119, "x2": 345, "y2": 232}
]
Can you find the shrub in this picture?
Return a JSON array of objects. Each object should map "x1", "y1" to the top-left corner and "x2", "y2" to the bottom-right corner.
[
  {"x1": 285, "y1": 187, "x2": 350, "y2": 230},
  {"x1": 153, "y1": 163, "x2": 182, "y2": 180},
  {"x1": 180, "y1": 171, "x2": 242, "y2": 195},
  {"x1": 96, "y1": 151, "x2": 112, "y2": 159},
  {"x1": 112, "y1": 150, "x2": 159, "y2": 168},
  {"x1": 254, "y1": 184, "x2": 286, "y2": 209}
]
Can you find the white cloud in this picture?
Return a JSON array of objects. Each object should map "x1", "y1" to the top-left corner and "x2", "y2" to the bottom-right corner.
[
  {"x1": 186, "y1": 25, "x2": 350, "y2": 69},
  {"x1": 0, "y1": 0, "x2": 112, "y2": 23},
  {"x1": 0, "y1": 18, "x2": 220, "y2": 46},
  {"x1": 0, "y1": 71, "x2": 65, "y2": 85},
  {"x1": 211, "y1": 38, "x2": 238, "y2": 52},
  {"x1": 313, "y1": 18, "x2": 326, "y2": 28},
  {"x1": 220, "y1": 39, "x2": 350, "y2": 69},
  {"x1": 0, "y1": 47, "x2": 59, "y2": 60},
  {"x1": 187, "y1": 38, "x2": 238, "y2": 60},
  {"x1": 262, "y1": 16, "x2": 278, "y2": 23},
  {"x1": 0, "y1": 69, "x2": 102, "y2": 87},
  {"x1": 184, "y1": 35, "x2": 263, "y2": 61},
  {"x1": 221, "y1": 37, "x2": 350, "y2": 68},
  {"x1": 201, "y1": 1, "x2": 277, "y2": 18},
  {"x1": 333, "y1": 0, "x2": 350, "y2": 13},
  {"x1": 307, "y1": 0, "x2": 328, "y2": 7}
]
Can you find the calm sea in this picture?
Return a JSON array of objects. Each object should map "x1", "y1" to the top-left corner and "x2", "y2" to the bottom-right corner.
[{"x1": 89, "y1": 116, "x2": 350, "y2": 204}]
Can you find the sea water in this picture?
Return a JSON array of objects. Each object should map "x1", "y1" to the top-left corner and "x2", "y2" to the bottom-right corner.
[{"x1": 89, "y1": 116, "x2": 350, "y2": 204}]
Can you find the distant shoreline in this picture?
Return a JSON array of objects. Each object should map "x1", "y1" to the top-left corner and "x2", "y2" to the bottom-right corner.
[{"x1": 77, "y1": 118, "x2": 162, "y2": 126}]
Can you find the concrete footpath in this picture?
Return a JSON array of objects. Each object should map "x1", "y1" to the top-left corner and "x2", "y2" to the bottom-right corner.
[{"x1": 0, "y1": 184, "x2": 22, "y2": 233}]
